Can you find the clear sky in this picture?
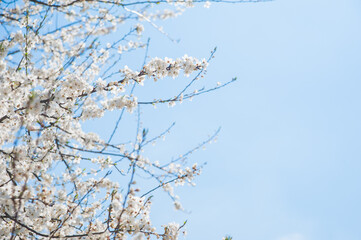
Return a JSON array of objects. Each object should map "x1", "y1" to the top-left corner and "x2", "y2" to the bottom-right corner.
[{"x1": 88, "y1": 0, "x2": 361, "y2": 239}]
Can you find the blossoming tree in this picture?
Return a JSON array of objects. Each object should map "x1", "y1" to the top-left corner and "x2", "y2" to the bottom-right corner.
[{"x1": 0, "y1": 0, "x2": 266, "y2": 239}]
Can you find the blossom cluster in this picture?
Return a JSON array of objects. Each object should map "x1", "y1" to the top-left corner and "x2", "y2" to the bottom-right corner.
[
  {"x1": 120, "y1": 55, "x2": 208, "y2": 85},
  {"x1": 0, "y1": 0, "x2": 219, "y2": 239}
]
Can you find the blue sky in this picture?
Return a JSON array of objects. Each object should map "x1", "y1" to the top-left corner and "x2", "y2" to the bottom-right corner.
[{"x1": 88, "y1": 0, "x2": 361, "y2": 239}]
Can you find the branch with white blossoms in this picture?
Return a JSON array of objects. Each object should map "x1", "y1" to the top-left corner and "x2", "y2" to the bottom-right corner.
[
  {"x1": 0, "y1": 0, "x2": 265, "y2": 239},
  {"x1": 119, "y1": 55, "x2": 208, "y2": 85}
]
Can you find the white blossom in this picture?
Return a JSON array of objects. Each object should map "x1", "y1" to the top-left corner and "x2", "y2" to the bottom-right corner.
[{"x1": 0, "y1": 0, "x2": 227, "y2": 239}]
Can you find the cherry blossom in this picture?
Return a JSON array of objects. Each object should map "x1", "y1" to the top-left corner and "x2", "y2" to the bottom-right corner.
[{"x1": 0, "y1": 0, "x2": 263, "y2": 239}]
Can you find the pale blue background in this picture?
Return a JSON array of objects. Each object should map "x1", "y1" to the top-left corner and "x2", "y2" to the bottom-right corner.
[{"x1": 90, "y1": 0, "x2": 361, "y2": 239}]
